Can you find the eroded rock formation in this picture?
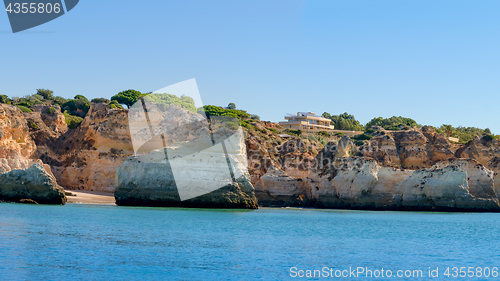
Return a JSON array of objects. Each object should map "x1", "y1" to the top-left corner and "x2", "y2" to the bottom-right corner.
[
  {"x1": 115, "y1": 128, "x2": 258, "y2": 209},
  {"x1": 5, "y1": 99, "x2": 500, "y2": 211},
  {"x1": 0, "y1": 104, "x2": 36, "y2": 159},
  {"x1": 250, "y1": 129, "x2": 500, "y2": 211},
  {"x1": 0, "y1": 164, "x2": 67, "y2": 204},
  {"x1": 32, "y1": 103, "x2": 134, "y2": 192}
]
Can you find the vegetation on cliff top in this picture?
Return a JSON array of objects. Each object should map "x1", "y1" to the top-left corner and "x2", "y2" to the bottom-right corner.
[
  {"x1": 322, "y1": 112, "x2": 365, "y2": 131},
  {"x1": 61, "y1": 95, "x2": 90, "y2": 118},
  {"x1": 0, "y1": 89, "x2": 102, "y2": 129},
  {"x1": 144, "y1": 93, "x2": 197, "y2": 113},
  {"x1": 0, "y1": 89, "x2": 497, "y2": 143},
  {"x1": 111, "y1": 90, "x2": 142, "y2": 109},
  {"x1": 63, "y1": 112, "x2": 84, "y2": 129},
  {"x1": 365, "y1": 116, "x2": 419, "y2": 131},
  {"x1": 434, "y1": 125, "x2": 494, "y2": 144},
  {"x1": 321, "y1": 112, "x2": 419, "y2": 132},
  {"x1": 199, "y1": 104, "x2": 251, "y2": 130}
]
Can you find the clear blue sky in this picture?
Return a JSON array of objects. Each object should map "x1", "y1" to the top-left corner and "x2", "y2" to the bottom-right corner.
[{"x1": 1, "y1": 0, "x2": 500, "y2": 132}]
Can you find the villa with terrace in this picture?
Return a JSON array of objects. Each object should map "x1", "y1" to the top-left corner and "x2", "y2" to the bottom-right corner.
[{"x1": 279, "y1": 112, "x2": 335, "y2": 133}]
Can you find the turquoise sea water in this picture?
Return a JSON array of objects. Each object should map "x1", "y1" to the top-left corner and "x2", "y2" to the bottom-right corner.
[{"x1": 0, "y1": 204, "x2": 499, "y2": 280}]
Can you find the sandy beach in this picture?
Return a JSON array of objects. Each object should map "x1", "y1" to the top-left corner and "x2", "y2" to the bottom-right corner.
[{"x1": 65, "y1": 190, "x2": 116, "y2": 205}]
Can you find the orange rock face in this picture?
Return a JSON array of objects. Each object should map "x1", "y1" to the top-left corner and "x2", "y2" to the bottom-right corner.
[
  {"x1": 0, "y1": 104, "x2": 36, "y2": 159},
  {"x1": 48, "y1": 103, "x2": 134, "y2": 191},
  {"x1": 5, "y1": 99, "x2": 500, "y2": 212},
  {"x1": 361, "y1": 126, "x2": 455, "y2": 169}
]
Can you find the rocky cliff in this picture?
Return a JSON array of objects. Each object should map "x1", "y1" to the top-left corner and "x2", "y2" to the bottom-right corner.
[
  {"x1": 249, "y1": 127, "x2": 500, "y2": 211},
  {"x1": 26, "y1": 103, "x2": 134, "y2": 192},
  {"x1": 0, "y1": 104, "x2": 65, "y2": 204},
  {"x1": 0, "y1": 104, "x2": 36, "y2": 159},
  {"x1": 359, "y1": 126, "x2": 456, "y2": 169},
  {"x1": 4, "y1": 99, "x2": 500, "y2": 211},
  {"x1": 0, "y1": 104, "x2": 54, "y2": 175},
  {"x1": 115, "y1": 126, "x2": 258, "y2": 209}
]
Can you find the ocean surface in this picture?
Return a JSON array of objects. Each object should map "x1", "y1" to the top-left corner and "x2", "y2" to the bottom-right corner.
[{"x1": 0, "y1": 203, "x2": 499, "y2": 280}]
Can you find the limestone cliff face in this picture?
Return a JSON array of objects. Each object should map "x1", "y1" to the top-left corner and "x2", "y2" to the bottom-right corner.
[
  {"x1": 336, "y1": 136, "x2": 352, "y2": 157},
  {"x1": 6, "y1": 98, "x2": 500, "y2": 211},
  {"x1": 0, "y1": 104, "x2": 36, "y2": 159},
  {"x1": 48, "y1": 102, "x2": 218, "y2": 191},
  {"x1": 392, "y1": 130, "x2": 430, "y2": 169},
  {"x1": 314, "y1": 158, "x2": 415, "y2": 209},
  {"x1": 115, "y1": 129, "x2": 258, "y2": 209},
  {"x1": 361, "y1": 134, "x2": 400, "y2": 166},
  {"x1": 46, "y1": 103, "x2": 133, "y2": 191},
  {"x1": 457, "y1": 136, "x2": 500, "y2": 166},
  {"x1": 0, "y1": 104, "x2": 62, "y2": 202},
  {"x1": 254, "y1": 154, "x2": 500, "y2": 211},
  {"x1": 251, "y1": 132, "x2": 500, "y2": 211},
  {"x1": 360, "y1": 126, "x2": 455, "y2": 169},
  {"x1": 23, "y1": 105, "x2": 68, "y2": 159},
  {"x1": 393, "y1": 161, "x2": 499, "y2": 211},
  {"x1": 254, "y1": 165, "x2": 314, "y2": 206},
  {"x1": 452, "y1": 136, "x2": 500, "y2": 197}
]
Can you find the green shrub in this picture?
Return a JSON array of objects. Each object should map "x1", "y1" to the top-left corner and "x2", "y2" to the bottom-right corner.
[
  {"x1": 335, "y1": 132, "x2": 345, "y2": 136},
  {"x1": 200, "y1": 105, "x2": 250, "y2": 120},
  {"x1": 91, "y1": 98, "x2": 111, "y2": 103},
  {"x1": 317, "y1": 137, "x2": 327, "y2": 146},
  {"x1": 64, "y1": 112, "x2": 84, "y2": 129},
  {"x1": 240, "y1": 122, "x2": 253, "y2": 130},
  {"x1": 317, "y1": 131, "x2": 331, "y2": 137},
  {"x1": 62, "y1": 95, "x2": 90, "y2": 117},
  {"x1": 0, "y1": 95, "x2": 9, "y2": 104},
  {"x1": 16, "y1": 105, "x2": 32, "y2": 112},
  {"x1": 366, "y1": 116, "x2": 418, "y2": 130},
  {"x1": 322, "y1": 112, "x2": 364, "y2": 131},
  {"x1": 51, "y1": 96, "x2": 68, "y2": 106},
  {"x1": 387, "y1": 126, "x2": 401, "y2": 131},
  {"x1": 109, "y1": 100, "x2": 123, "y2": 109},
  {"x1": 15, "y1": 94, "x2": 43, "y2": 107},
  {"x1": 250, "y1": 114, "x2": 260, "y2": 120},
  {"x1": 112, "y1": 90, "x2": 142, "y2": 109},
  {"x1": 353, "y1": 134, "x2": 372, "y2": 140},
  {"x1": 47, "y1": 107, "x2": 56, "y2": 114},
  {"x1": 286, "y1": 129, "x2": 302, "y2": 136},
  {"x1": 28, "y1": 121, "x2": 38, "y2": 130},
  {"x1": 36, "y1": 89, "x2": 53, "y2": 100},
  {"x1": 355, "y1": 140, "x2": 365, "y2": 146},
  {"x1": 144, "y1": 93, "x2": 196, "y2": 112},
  {"x1": 436, "y1": 125, "x2": 494, "y2": 144},
  {"x1": 269, "y1": 128, "x2": 278, "y2": 134},
  {"x1": 306, "y1": 135, "x2": 328, "y2": 147},
  {"x1": 483, "y1": 135, "x2": 497, "y2": 142}
]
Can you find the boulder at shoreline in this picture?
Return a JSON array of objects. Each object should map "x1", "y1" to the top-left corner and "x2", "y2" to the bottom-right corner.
[{"x1": 0, "y1": 164, "x2": 67, "y2": 205}]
